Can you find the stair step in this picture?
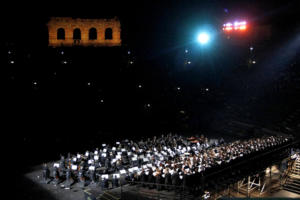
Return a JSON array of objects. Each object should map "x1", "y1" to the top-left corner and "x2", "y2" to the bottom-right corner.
[
  {"x1": 292, "y1": 179, "x2": 300, "y2": 185},
  {"x1": 284, "y1": 182, "x2": 299, "y2": 189},
  {"x1": 286, "y1": 179, "x2": 300, "y2": 186},
  {"x1": 288, "y1": 174, "x2": 300, "y2": 179},
  {"x1": 283, "y1": 187, "x2": 300, "y2": 195},
  {"x1": 283, "y1": 184, "x2": 300, "y2": 193},
  {"x1": 289, "y1": 183, "x2": 300, "y2": 188},
  {"x1": 292, "y1": 174, "x2": 300, "y2": 177}
]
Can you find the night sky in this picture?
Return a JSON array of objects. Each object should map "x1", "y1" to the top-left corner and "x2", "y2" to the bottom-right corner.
[
  {"x1": 2, "y1": 0, "x2": 299, "y2": 52},
  {"x1": 4, "y1": 0, "x2": 300, "y2": 168}
]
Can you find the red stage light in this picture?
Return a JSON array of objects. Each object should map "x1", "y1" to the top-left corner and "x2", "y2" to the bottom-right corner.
[
  {"x1": 239, "y1": 25, "x2": 246, "y2": 30},
  {"x1": 223, "y1": 21, "x2": 247, "y2": 32}
]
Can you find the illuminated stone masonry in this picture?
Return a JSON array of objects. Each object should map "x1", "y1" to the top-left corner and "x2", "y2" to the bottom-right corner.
[{"x1": 48, "y1": 17, "x2": 121, "y2": 47}]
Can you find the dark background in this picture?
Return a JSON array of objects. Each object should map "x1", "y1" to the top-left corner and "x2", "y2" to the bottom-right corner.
[
  {"x1": 3, "y1": 0, "x2": 300, "y2": 171},
  {"x1": 2, "y1": 0, "x2": 300, "y2": 50}
]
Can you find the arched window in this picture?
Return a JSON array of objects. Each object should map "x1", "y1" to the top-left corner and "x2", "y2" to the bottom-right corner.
[
  {"x1": 57, "y1": 28, "x2": 65, "y2": 40},
  {"x1": 89, "y1": 28, "x2": 97, "y2": 40},
  {"x1": 73, "y1": 28, "x2": 81, "y2": 40},
  {"x1": 105, "y1": 28, "x2": 113, "y2": 40}
]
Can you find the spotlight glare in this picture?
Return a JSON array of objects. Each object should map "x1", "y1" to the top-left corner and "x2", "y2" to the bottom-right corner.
[
  {"x1": 223, "y1": 20, "x2": 247, "y2": 32},
  {"x1": 197, "y1": 33, "x2": 209, "y2": 44},
  {"x1": 239, "y1": 25, "x2": 246, "y2": 30}
]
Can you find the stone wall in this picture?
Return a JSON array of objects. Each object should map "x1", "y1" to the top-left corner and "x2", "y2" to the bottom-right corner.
[{"x1": 47, "y1": 17, "x2": 121, "y2": 47}]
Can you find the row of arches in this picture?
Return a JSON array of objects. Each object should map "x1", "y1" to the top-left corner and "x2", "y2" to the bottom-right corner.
[{"x1": 57, "y1": 28, "x2": 113, "y2": 40}]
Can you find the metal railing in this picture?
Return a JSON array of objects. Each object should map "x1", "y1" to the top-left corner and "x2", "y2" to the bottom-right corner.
[
  {"x1": 84, "y1": 139, "x2": 299, "y2": 200},
  {"x1": 123, "y1": 181, "x2": 195, "y2": 200},
  {"x1": 205, "y1": 139, "x2": 299, "y2": 179},
  {"x1": 101, "y1": 191, "x2": 120, "y2": 200}
]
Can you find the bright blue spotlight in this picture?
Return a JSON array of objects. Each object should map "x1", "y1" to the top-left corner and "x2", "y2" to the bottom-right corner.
[{"x1": 197, "y1": 32, "x2": 210, "y2": 44}]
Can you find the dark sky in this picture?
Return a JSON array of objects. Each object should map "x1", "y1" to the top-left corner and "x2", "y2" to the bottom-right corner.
[
  {"x1": 2, "y1": 0, "x2": 299, "y2": 50},
  {"x1": 4, "y1": 0, "x2": 300, "y2": 156}
]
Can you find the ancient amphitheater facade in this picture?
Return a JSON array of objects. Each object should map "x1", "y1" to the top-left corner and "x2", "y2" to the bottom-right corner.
[{"x1": 47, "y1": 17, "x2": 121, "y2": 47}]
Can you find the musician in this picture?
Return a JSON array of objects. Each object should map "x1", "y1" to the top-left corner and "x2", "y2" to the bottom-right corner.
[
  {"x1": 78, "y1": 168, "x2": 86, "y2": 187},
  {"x1": 171, "y1": 170, "x2": 179, "y2": 187},
  {"x1": 112, "y1": 174, "x2": 120, "y2": 188},
  {"x1": 155, "y1": 169, "x2": 162, "y2": 190},
  {"x1": 52, "y1": 166, "x2": 60, "y2": 185},
  {"x1": 105, "y1": 158, "x2": 111, "y2": 169},
  {"x1": 42, "y1": 163, "x2": 50, "y2": 183},
  {"x1": 140, "y1": 169, "x2": 147, "y2": 187},
  {"x1": 147, "y1": 168, "x2": 155, "y2": 189},
  {"x1": 164, "y1": 169, "x2": 172, "y2": 191}
]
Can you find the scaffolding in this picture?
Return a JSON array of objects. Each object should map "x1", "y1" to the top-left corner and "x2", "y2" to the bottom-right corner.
[{"x1": 237, "y1": 174, "x2": 267, "y2": 197}]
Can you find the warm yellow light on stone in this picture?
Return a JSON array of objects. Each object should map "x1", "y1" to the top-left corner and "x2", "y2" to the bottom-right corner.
[{"x1": 47, "y1": 17, "x2": 121, "y2": 47}]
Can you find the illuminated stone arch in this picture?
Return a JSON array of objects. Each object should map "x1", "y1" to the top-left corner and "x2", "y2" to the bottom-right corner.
[
  {"x1": 48, "y1": 17, "x2": 121, "y2": 47},
  {"x1": 57, "y1": 28, "x2": 65, "y2": 40},
  {"x1": 105, "y1": 28, "x2": 113, "y2": 40},
  {"x1": 89, "y1": 28, "x2": 97, "y2": 40},
  {"x1": 73, "y1": 28, "x2": 81, "y2": 40}
]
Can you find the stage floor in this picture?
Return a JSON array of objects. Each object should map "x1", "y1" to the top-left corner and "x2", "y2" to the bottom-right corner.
[{"x1": 19, "y1": 163, "x2": 300, "y2": 200}]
